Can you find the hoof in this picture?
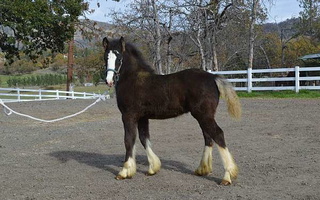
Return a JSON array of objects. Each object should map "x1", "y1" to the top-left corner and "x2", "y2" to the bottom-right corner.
[
  {"x1": 115, "y1": 175, "x2": 125, "y2": 180},
  {"x1": 194, "y1": 170, "x2": 210, "y2": 176},
  {"x1": 194, "y1": 167, "x2": 211, "y2": 176},
  {"x1": 220, "y1": 179, "x2": 231, "y2": 186},
  {"x1": 115, "y1": 174, "x2": 132, "y2": 180},
  {"x1": 147, "y1": 161, "x2": 161, "y2": 176},
  {"x1": 145, "y1": 172, "x2": 156, "y2": 176},
  {"x1": 116, "y1": 157, "x2": 136, "y2": 180},
  {"x1": 147, "y1": 167, "x2": 160, "y2": 176}
]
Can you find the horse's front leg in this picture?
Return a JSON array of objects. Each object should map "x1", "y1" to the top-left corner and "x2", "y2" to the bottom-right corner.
[{"x1": 116, "y1": 114, "x2": 137, "y2": 180}]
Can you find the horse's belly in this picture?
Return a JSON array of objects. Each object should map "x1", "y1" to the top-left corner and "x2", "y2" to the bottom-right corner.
[{"x1": 144, "y1": 105, "x2": 188, "y2": 119}]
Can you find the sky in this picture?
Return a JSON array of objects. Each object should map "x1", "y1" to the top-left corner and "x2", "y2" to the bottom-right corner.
[
  {"x1": 267, "y1": 0, "x2": 302, "y2": 22},
  {"x1": 85, "y1": 0, "x2": 302, "y2": 23}
]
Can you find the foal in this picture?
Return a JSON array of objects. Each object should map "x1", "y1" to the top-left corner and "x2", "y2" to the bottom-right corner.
[{"x1": 103, "y1": 37, "x2": 241, "y2": 185}]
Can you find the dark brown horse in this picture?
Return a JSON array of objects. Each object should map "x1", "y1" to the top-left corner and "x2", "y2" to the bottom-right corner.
[{"x1": 103, "y1": 37, "x2": 241, "y2": 185}]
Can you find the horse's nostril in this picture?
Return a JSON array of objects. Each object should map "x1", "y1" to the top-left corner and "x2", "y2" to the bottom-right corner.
[{"x1": 106, "y1": 80, "x2": 114, "y2": 87}]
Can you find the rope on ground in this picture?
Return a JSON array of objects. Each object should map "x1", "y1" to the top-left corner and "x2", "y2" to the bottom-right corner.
[{"x1": 0, "y1": 93, "x2": 108, "y2": 123}]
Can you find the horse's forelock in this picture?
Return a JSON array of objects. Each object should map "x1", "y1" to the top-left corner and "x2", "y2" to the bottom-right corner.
[{"x1": 106, "y1": 39, "x2": 122, "y2": 51}]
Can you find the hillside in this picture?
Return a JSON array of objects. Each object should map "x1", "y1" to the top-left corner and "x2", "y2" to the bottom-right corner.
[{"x1": 263, "y1": 18, "x2": 300, "y2": 38}]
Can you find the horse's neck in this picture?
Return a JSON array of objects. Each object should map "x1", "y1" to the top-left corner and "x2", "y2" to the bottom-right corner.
[{"x1": 122, "y1": 55, "x2": 154, "y2": 75}]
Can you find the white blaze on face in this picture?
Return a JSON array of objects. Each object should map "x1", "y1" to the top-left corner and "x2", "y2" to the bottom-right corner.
[{"x1": 106, "y1": 51, "x2": 117, "y2": 85}]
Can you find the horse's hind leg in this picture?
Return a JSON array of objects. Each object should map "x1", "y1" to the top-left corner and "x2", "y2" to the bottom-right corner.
[
  {"x1": 196, "y1": 116, "x2": 238, "y2": 185},
  {"x1": 210, "y1": 120, "x2": 238, "y2": 185},
  {"x1": 138, "y1": 117, "x2": 161, "y2": 175},
  {"x1": 195, "y1": 133, "x2": 213, "y2": 176}
]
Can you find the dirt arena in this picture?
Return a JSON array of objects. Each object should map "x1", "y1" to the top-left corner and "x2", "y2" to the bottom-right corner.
[{"x1": 0, "y1": 98, "x2": 319, "y2": 200}]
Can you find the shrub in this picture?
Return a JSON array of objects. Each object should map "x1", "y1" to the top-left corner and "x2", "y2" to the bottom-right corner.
[{"x1": 6, "y1": 74, "x2": 66, "y2": 87}]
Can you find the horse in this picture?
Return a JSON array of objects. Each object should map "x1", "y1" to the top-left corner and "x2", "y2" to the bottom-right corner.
[{"x1": 102, "y1": 37, "x2": 242, "y2": 185}]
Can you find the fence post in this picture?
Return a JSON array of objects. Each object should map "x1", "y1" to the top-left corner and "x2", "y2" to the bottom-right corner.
[
  {"x1": 17, "y1": 88, "x2": 21, "y2": 102},
  {"x1": 295, "y1": 66, "x2": 300, "y2": 93},
  {"x1": 72, "y1": 90, "x2": 75, "y2": 99},
  {"x1": 39, "y1": 89, "x2": 42, "y2": 100},
  {"x1": 247, "y1": 68, "x2": 253, "y2": 93},
  {"x1": 56, "y1": 90, "x2": 59, "y2": 99}
]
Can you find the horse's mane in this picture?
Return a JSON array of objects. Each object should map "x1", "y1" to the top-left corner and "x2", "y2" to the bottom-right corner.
[{"x1": 125, "y1": 42, "x2": 155, "y2": 73}]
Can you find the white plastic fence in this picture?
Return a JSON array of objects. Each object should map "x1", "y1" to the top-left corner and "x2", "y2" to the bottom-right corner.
[
  {"x1": 0, "y1": 88, "x2": 104, "y2": 103},
  {"x1": 209, "y1": 66, "x2": 320, "y2": 93}
]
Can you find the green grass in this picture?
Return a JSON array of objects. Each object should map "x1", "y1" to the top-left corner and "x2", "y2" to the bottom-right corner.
[
  {"x1": 237, "y1": 90, "x2": 320, "y2": 98},
  {"x1": 0, "y1": 75, "x2": 12, "y2": 87},
  {"x1": 0, "y1": 74, "x2": 40, "y2": 87},
  {"x1": 73, "y1": 85, "x2": 111, "y2": 94}
]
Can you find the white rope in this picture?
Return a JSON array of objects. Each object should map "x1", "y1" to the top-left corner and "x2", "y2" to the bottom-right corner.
[{"x1": 0, "y1": 94, "x2": 107, "y2": 123}]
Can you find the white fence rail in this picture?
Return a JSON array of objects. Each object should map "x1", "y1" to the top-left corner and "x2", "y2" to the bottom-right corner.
[
  {"x1": 0, "y1": 88, "x2": 104, "y2": 103},
  {"x1": 210, "y1": 66, "x2": 320, "y2": 93}
]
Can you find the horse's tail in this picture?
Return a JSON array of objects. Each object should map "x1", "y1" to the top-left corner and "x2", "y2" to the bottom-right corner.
[{"x1": 215, "y1": 76, "x2": 242, "y2": 120}]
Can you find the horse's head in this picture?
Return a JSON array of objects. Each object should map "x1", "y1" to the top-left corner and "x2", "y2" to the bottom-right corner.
[{"x1": 102, "y1": 37, "x2": 125, "y2": 87}]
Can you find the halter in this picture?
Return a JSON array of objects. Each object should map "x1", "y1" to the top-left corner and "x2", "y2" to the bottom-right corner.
[{"x1": 106, "y1": 57, "x2": 123, "y2": 82}]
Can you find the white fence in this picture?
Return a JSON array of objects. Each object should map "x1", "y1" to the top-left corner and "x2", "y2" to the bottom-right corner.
[
  {"x1": 210, "y1": 66, "x2": 320, "y2": 93},
  {"x1": 0, "y1": 88, "x2": 105, "y2": 103},
  {"x1": 1, "y1": 67, "x2": 319, "y2": 101}
]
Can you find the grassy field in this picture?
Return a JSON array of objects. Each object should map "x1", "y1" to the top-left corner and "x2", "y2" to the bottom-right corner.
[{"x1": 237, "y1": 90, "x2": 320, "y2": 98}]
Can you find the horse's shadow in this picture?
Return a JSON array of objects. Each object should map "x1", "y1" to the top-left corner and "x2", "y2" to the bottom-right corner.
[{"x1": 49, "y1": 151, "x2": 221, "y2": 183}]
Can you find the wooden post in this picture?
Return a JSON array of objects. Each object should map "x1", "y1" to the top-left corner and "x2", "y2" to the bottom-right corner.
[{"x1": 66, "y1": 38, "x2": 74, "y2": 95}]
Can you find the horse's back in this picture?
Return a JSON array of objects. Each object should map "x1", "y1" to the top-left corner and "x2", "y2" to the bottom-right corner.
[{"x1": 169, "y1": 68, "x2": 220, "y2": 99}]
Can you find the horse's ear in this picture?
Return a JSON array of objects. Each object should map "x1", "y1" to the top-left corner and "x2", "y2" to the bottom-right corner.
[
  {"x1": 120, "y1": 36, "x2": 125, "y2": 52},
  {"x1": 102, "y1": 37, "x2": 109, "y2": 50}
]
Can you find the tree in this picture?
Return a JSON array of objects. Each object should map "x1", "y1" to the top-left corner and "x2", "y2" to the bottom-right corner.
[
  {"x1": 239, "y1": 0, "x2": 271, "y2": 69},
  {"x1": 183, "y1": 0, "x2": 208, "y2": 70},
  {"x1": 74, "y1": 45, "x2": 104, "y2": 84},
  {"x1": 110, "y1": 0, "x2": 165, "y2": 73},
  {"x1": 0, "y1": 0, "x2": 89, "y2": 64},
  {"x1": 286, "y1": 36, "x2": 319, "y2": 66},
  {"x1": 298, "y1": 0, "x2": 320, "y2": 39},
  {"x1": 166, "y1": 0, "x2": 234, "y2": 71},
  {"x1": 110, "y1": 0, "x2": 188, "y2": 74}
]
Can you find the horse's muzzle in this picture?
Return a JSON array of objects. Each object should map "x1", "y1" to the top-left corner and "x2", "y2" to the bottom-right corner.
[{"x1": 106, "y1": 79, "x2": 114, "y2": 87}]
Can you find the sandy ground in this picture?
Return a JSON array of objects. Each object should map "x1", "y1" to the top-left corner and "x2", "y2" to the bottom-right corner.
[{"x1": 0, "y1": 98, "x2": 319, "y2": 200}]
